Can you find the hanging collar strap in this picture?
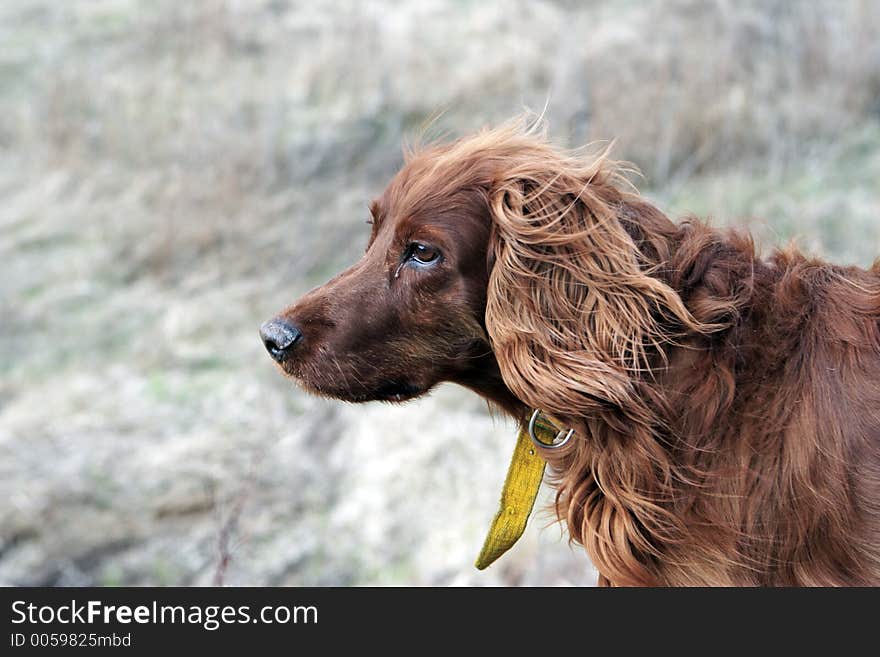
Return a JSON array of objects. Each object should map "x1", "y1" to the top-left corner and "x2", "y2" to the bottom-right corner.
[{"x1": 475, "y1": 410, "x2": 574, "y2": 570}]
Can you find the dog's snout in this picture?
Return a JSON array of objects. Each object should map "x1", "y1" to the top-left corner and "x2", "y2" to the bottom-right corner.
[{"x1": 260, "y1": 319, "x2": 303, "y2": 363}]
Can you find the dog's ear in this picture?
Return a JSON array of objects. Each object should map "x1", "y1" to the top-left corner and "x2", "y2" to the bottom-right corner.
[{"x1": 484, "y1": 158, "x2": 703, "y2": 422}]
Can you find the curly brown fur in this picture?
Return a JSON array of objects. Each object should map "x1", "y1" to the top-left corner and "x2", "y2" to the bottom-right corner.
[{"x1": 264, "y1": 119, "x2": 880, "y2": 586}]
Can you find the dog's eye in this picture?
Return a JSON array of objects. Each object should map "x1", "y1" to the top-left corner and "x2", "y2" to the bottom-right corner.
[{"x1": 409, "y1": 243, "x2": 440, "y2": 265}]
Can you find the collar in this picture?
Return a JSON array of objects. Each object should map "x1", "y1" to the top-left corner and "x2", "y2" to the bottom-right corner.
[{"x1": 475, "y1": 409, "x2": 575, "y2": 570}]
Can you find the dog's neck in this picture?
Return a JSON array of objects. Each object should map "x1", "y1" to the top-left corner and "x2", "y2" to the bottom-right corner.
[{"x1": 453, "y1": 351, "x2": 529, "y2": 421}]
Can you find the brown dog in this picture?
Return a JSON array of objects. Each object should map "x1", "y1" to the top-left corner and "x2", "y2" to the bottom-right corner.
[{"x1": 261, "y1": 121, "x2": 880, "y2": 586}]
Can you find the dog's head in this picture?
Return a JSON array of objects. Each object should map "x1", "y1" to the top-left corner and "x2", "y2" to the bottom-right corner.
[
  {"x1": 260, "y1": 155, "x2": 497, "y2": 405},
  {"x1": 261, "y1": 121, "x2": 702, "y2": 419}
]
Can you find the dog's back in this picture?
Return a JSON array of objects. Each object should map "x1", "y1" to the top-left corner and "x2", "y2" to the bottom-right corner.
[
  {"x1": 751, "y1": 252, "x2": 880, "y2": 585},
  {"x1": 645, "y1": 238, "x2": 880, "y2": 585}
]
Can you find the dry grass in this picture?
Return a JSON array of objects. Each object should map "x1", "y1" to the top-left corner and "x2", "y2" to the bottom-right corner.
[{"x1": 0, "y1": 0, "x2": 878, "y2": 585}]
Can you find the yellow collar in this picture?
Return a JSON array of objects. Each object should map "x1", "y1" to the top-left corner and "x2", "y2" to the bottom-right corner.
[{"x1": 475, "y1": 410, "x2": 574, "y2": 570}]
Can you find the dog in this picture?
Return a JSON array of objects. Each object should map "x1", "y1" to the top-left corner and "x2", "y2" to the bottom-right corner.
[{"x1": 261, "y1": 120, "x2": 880, "y2": 586}]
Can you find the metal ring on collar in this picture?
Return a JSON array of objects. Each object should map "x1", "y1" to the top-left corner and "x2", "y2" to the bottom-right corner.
[{"x1": 527, "y1": 409, "x2": 574, "y2": 450}]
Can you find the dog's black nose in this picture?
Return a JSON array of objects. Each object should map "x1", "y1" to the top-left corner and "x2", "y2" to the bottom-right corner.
[{"x1": 260, "y1": 319, "x2": 303, "y2": 363}]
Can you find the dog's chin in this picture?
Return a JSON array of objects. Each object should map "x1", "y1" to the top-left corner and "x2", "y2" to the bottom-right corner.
[
  {"x1": 292, "y1": 375, "x2": 425, "y2": 404},
  {"x1": 368, "y1": 381, "x2": 425, "y2": 403}
]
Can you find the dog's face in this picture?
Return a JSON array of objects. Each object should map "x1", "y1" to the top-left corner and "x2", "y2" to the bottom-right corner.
[
  {"x1": 260, "y1": 126, "x2": 666, "y2": 421},
  {"x1": 261, "y1": 174, "x2": 506, "y2": 404}
]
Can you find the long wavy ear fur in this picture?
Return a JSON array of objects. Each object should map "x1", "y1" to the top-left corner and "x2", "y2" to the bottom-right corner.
[
  {"x1": 484, "y1": 130, "x2": 708, "y2": 423},
  {"x1": 481, "y1": 125, "x2": 734, "y2": 585}
]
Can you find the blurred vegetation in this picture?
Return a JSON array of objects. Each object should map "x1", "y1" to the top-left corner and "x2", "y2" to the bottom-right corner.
[{"x1": 0, "y1": 0, "x2": 877, "y2": 585}]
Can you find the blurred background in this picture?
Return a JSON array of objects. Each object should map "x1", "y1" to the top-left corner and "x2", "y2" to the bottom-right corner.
[{"x1": 1, "y1": 0, "x2": 878, "y2": 586}]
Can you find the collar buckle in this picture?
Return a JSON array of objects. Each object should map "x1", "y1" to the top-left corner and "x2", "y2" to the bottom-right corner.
[{"x1": 527, "y1": 409, "x2": 574, "y2": 450}]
